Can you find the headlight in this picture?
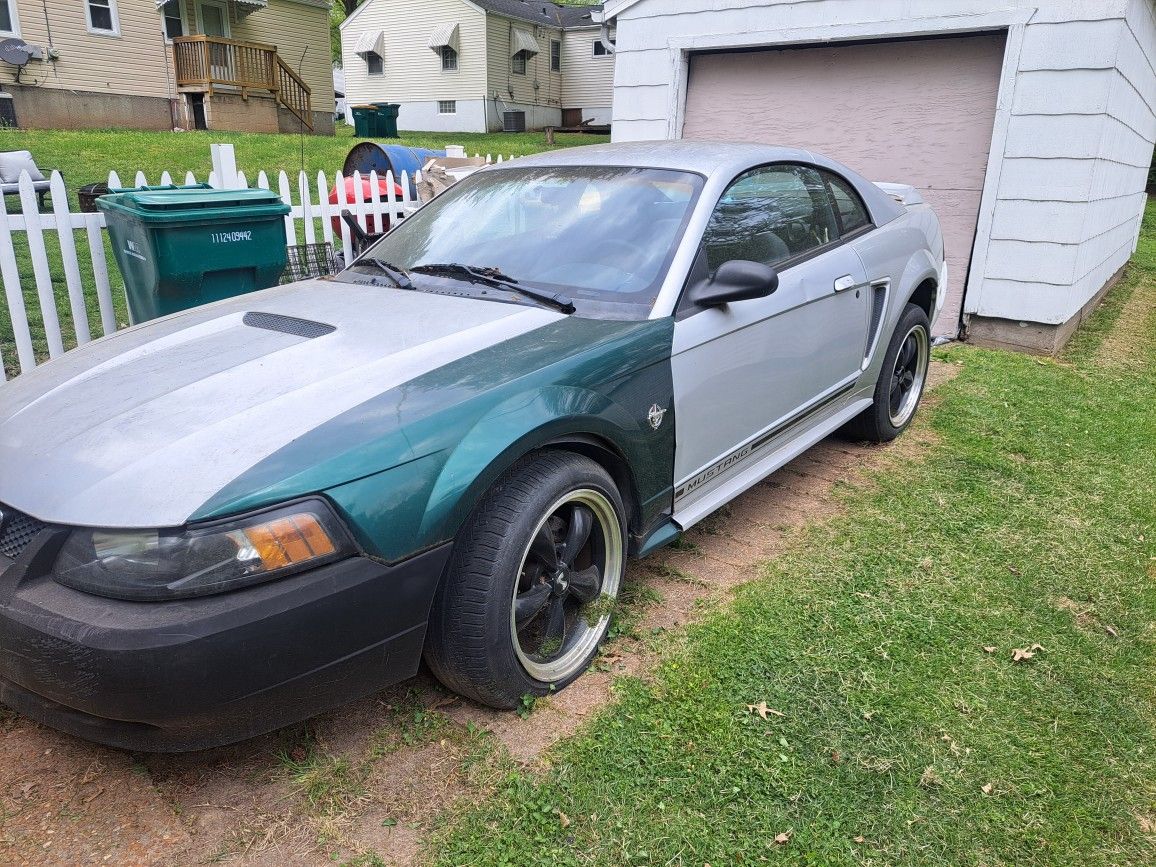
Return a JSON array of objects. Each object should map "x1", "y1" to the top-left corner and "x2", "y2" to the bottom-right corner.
[{"x1": 53, "y1": 500, "x2": 355, "y2": 601}]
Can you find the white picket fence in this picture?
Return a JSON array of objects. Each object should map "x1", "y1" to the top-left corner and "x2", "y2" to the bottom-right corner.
[{"x1": 0, "y1": 144, "x2": 514, "y2": 381}]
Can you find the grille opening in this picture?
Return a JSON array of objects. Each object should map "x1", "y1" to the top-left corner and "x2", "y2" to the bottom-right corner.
[{"x1": 0, "y1": 508, "x2": 48, "y2": 560}]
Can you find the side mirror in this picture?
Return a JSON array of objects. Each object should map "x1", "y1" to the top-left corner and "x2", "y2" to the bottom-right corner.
[{"x1": 690, "y1": 260, "x2": 779, "y2": 308}]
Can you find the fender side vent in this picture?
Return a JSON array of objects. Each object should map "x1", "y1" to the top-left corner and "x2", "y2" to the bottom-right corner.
[
  {"x1": 865, "y1": 284, "x2": 887, "y2": 362},
  {"x1": 243, "y1": 312, "x2": 336, "y2": 339}
]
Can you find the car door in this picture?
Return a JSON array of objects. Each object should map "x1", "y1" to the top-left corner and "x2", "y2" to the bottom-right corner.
[{"x1": 670, "y1": 163, "x2": 872, "y2": 510}]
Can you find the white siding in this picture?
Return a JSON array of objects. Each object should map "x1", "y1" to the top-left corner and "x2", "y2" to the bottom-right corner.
[
  {"x1": 3, "y1": 0, "x2": 173, "y2": 96},
  {"x1": 385, "y1": 97, "x2": 489, "y2": 132},
  {"x1": 232, "y1": 0, "x2": 336, "y2": 112},
  {"x1": 485, "y1": 13, "x2": 563, "y2": 129},
  {"x1": 342, "y1": 0, "x2": 488, "y2": 123},
  {"x1": 341, "y1": 1, "x2": 569, "y2": 131},
  {"x1": 561, "y1": 28, "x2": 614, "y2": 119},
  {"x1": 3, "y1": 0, "x2": 333, "y2": 108},
  {"x1": 977, "y1": 3, "x2": 1155, "y2": 324},
  {"x1": 606, "y1": 0, "x2": 1156, "y2": 330}
]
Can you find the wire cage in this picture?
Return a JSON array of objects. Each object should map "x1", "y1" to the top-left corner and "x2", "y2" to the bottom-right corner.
[{"x1": 282, "y1": 242, "x2": 338, "y2": 284}]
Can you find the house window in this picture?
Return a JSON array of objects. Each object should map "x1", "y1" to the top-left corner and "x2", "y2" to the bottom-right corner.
[
  {"x1": 438, "y1": 100, "x2": 457, "y2": 115},
  {"x1": 512, "y1": 50, "x2": 529, "y2": 75},
  {"x1": 86, "y1": 0, "x2": 120, "y2": 35},
  {"x1": 161, "y1": 0, "x2": 183, "y2": 40},
  {"x1": 0, "y1": 0, "x2": 19, "y2": 37},
  {"x1": 550, "y1": 40, "x2": 560, "y2": 72},
  {"x1": 593, "y1": 40, "x2": 610, "y2": 57},
  {"x1": 366, "y1": 52, "x2": 383, "y2": 75},
  {"x1": 441, "y1": 45, "x2": 458, "y2": 71}
]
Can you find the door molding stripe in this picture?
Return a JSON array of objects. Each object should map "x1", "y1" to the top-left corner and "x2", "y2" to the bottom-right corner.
[{"x1": 674, "y1": 376, "x2": 857, "y2": 502}]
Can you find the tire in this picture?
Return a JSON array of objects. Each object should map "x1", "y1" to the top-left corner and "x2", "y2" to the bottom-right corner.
[
  {"x1": 423, "y1": 451, "x2": 627, "y2": 709},
  {"x1": 843, "y1": 302, "x2": 931, "y2": 443}
]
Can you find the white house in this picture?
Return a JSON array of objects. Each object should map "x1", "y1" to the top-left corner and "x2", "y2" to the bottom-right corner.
[
  {"x1": 600, "y1": 0, "x2": 1156, "y2": 352},
  {"x1": 341, "y1": 0, "x2": 614, "y2": 133}
]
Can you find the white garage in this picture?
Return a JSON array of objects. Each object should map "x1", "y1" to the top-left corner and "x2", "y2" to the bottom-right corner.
[
  {"x1": 683, "y1": 35, "x2": 1007, "y2": 337},
  {"x1": 602, "y1": 0, "x2": 1156, "y2": 353}
]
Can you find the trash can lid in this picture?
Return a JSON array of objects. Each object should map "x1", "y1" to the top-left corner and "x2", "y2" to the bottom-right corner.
[
  {"x1": 116, "y1": 187, "x2": 284, "y2": 209},
  {"x1": 97, "y1": 186, "x2": 290, "y2": 221}
]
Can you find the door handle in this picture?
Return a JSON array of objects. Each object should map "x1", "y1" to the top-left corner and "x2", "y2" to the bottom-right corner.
[{"x1": 834, "y1": 275, "x2": 857, "y2": 292}]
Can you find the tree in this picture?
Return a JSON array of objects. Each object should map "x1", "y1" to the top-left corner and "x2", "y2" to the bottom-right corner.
[{"x1": 330, "y1": 2, "x2": 349, "y2": 64}]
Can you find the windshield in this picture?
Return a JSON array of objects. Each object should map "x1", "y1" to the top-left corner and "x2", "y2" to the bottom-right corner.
[{"x1": 346, "y1": 166, "x2": 704, "y2": 317}]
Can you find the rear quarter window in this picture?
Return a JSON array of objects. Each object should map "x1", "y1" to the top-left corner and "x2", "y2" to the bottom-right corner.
[{"x1": 824, "y1": 172, "x2": 872, "y2": 234}]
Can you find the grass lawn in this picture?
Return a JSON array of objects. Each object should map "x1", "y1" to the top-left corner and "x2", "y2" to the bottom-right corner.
[
  {"x1": 0, "y1": 125, "x2": 598, "y2": 206},
  {"x1": 427, "y1": 206, "x2": 1156, "y2": 865},
  {"x1": 0, "y1": 126, "x2": 594, "y2": 377}
]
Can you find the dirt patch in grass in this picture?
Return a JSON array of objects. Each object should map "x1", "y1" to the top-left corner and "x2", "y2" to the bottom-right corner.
[
  {"x1": 0, "y1": 718, "x2": 191, "y2": 865},
  {"x1": 0, "y1": 364, "x2": 958, "y2": 866},
  {"x1": 1094, "y1": 274, "x2": 1156, "y2": 369},
  {"x1": 1053, "y1": 595, "x2": 1122, "y2": 639}
]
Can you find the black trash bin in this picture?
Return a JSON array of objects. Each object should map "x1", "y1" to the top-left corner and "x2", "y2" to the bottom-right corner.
[
  {"x1": 351, "y1": 104, "x2": 379, "y2": 138},
  {"x1": 372, "y1": 102, "x2": 401, "y2": 138},
  {"x1": 78, "y1": 182, "x2": 109, "y2": 213}
]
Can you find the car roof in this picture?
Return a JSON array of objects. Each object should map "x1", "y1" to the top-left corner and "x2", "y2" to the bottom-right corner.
[
  {"x1": 494, "y1": 140, "x2": 822, "y2": 180},
  {"x1": 492, "y1": 140, "x2": 906, "y2": 227}
]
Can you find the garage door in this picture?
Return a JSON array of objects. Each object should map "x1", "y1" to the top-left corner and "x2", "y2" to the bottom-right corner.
[{"x1": 683, "y1": 34, "x2": 1007, "y2": 337}]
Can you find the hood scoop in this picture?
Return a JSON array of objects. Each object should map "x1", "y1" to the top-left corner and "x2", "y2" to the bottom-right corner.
[{"x1": 243, "y1": 311, "x2": 336, "y2": 339}]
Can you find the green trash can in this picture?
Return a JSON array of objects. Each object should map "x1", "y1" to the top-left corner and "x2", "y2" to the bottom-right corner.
[
  {"x1": 372, "y1": 102, "x2": 401, "y2": 138},
  {"x1": 351, "y1": 104, "x2": 379, "y2": 138},
  {"x1": 98, "y1": 185, "x2": 291, "y2": 324}
]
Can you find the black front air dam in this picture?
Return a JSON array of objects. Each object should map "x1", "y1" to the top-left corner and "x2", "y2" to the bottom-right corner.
[{"x1": 0, "y1": 544, "x2": 451, "y2": 752}]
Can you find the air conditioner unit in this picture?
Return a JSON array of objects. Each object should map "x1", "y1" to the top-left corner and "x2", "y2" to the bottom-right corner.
[{"x1": 502, "y1": 110, "x2": 526, "y2": 133}]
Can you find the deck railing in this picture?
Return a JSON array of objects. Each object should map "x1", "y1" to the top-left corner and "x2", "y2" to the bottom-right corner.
[
  {"x1": 172, "y1": 35, "x2": 312, "y2": 129},
  {"x1": 275, "y1": 55, "x2": 312, "y2": 127}
]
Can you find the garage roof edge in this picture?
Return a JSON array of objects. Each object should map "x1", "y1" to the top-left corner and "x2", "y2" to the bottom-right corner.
[{"x1": 602, "y1": 0, "x2": 645, "y2": 19}]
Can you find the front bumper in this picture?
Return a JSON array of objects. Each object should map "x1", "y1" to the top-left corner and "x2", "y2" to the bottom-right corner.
[
  {"x1": 0, "y1": 535, "x2": 451, "y2": 752},
  {"x1": 933, "y1": 258, "x2": 949, "y2": 332}
]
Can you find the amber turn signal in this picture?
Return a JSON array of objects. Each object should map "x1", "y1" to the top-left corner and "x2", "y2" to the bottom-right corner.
[{"x1": 242, "y1": 513, "x2": 339, "y2": 570}]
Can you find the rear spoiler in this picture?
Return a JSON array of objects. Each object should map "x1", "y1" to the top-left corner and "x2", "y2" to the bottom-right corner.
[{"x1": 874, "y1": 182, "x2": 924, "y2": 207}]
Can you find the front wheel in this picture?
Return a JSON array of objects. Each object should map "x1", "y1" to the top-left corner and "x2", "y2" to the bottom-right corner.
[
  {"x1": 424, "y1": 452, "x2": 626, "y2": 709},
  {"x1": 843, "y1": 302, "x2": 931, "y2": 442}
]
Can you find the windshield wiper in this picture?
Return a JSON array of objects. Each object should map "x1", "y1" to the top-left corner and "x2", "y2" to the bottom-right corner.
[
  {"x1": 411, "y1": 263, "x2": 575, "y2": 314},
  {"x1": 353, "y1": 257, "x2": 413, "y2": 290}
]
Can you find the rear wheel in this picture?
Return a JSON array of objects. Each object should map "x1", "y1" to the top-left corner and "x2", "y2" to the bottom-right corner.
[
  {"x1": 424, "y1": 452, "x2": 626, "y2": 709},
  {"x1": 843, "y1": 302, "x2": 931, "y2": 442}
]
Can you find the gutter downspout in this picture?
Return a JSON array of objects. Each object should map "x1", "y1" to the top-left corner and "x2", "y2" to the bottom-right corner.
[{"x1": 593, "y1": 9, "x2": 616, "y2": 54}]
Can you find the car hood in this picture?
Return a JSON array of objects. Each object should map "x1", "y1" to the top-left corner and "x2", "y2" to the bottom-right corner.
[{"x1": 0, "y1": 280, "x2": 564, "y2": 528}]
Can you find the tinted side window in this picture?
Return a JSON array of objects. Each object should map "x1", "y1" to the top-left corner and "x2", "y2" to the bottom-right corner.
[
  {"x1": 825, "y1": 172, "x2": 871, "y2": 234},
  {"x1": 703, "y1": 164, "x2": 840, "y2": 273}
]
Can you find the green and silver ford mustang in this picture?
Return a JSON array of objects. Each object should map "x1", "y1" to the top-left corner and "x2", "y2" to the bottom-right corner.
[{"x1": 0, "y1": 142, "x2": 945, "y2": 750}]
